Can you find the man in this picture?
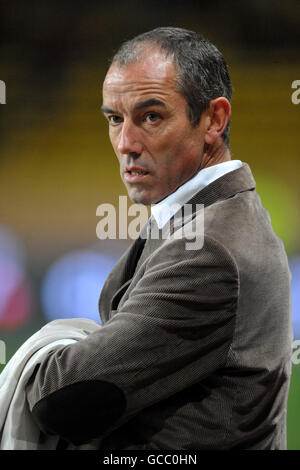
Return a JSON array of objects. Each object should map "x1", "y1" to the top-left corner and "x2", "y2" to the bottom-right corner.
[{"x1": 26, "y1": 27, "x2": 292, "y2": 450}]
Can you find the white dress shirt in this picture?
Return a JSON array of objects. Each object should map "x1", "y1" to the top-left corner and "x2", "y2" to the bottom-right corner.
[{"x1": 151, "y1": 160, "x2": 243, "y2": 229}]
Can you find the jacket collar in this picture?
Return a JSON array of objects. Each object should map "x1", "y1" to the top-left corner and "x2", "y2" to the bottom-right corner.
[
  {"x1": 145, "y1": 163, "x2": 256, "y2": 238},
  {"x1": 187, "y1": 162, "x2": 256, "y2": 208}
]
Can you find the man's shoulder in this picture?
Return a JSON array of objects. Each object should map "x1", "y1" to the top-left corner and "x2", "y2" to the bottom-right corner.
[
  {"x1": 155, "y1": 185, "x2": 287, "y2": 271},
  {"x1": 202, "y1": 187, "x2": 288, "y2": 275}
]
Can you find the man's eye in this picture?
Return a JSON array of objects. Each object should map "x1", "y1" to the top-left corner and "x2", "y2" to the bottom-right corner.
[
  {"x1": 108, "y1": 115, "x2": 122, "y2": 125},
  {"x1": 144, "y1": 112, "x2": 161, "y2": 123}
]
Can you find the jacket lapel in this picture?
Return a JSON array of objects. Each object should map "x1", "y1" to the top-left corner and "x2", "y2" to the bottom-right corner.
[{"x1": 98, "y1": 234, "x2": 146, "y2": 323}]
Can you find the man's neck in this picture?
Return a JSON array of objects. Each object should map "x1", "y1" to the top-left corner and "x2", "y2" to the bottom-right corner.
[{"x1": 200, "y1": 140, "x2": 231, "y2": 170}]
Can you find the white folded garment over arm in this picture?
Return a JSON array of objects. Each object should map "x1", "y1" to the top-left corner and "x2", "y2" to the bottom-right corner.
[{"x1": 0, "y1": 318, "x2": 101, "y2": 450}]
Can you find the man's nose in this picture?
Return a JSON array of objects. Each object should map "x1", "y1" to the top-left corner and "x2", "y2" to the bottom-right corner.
[{"x1": 117, "y1": 120, "x2": 143, "y2": 155}]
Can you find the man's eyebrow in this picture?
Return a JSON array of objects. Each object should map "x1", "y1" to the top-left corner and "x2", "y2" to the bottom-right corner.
[
  {"x1": 133, "y1": 98, "x2": 167, "y2": 111},
  {"x1": 101, "y1": 99, "x2": 166, "y2": 115},
  {"x1": 101, "y1": 105, "x2": 117, "y2": 115}
]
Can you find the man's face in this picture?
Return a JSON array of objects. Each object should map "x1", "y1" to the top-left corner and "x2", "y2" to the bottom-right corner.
[{"x1": 102, "y1": 48, "x2": 207, "y2": 205}]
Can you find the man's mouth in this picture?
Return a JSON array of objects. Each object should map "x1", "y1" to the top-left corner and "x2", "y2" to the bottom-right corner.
[
  {"x1": 127, "y1": 170, "x2": 148, "y2": 175},
  {"x1": 124, "y1": 167, "x2": 150, "y2": 182}
]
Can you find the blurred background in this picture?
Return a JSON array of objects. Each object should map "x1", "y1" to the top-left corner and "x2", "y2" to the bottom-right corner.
[{"x1": 0, "y1": 0, "x2": 299, "y2": 448}]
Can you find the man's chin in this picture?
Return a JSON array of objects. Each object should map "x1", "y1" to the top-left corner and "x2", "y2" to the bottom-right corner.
[
  {"x1": 129, "y1": 195, "x2": 150, "y2": 206},
  {"x1": 127, "y1": 189, "x2": 153, "y2": 206}
]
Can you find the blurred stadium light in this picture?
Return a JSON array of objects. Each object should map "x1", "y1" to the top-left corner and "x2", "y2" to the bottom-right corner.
[
  {"x1": 0, "y1": 225, "x2": 32, "y2": 330},
  {"x1": 290, "y1": 257, "x2": 300, "y2": 339},
  {"x1": 41, "y1": 249, "x2": 120, "y2": 323}
]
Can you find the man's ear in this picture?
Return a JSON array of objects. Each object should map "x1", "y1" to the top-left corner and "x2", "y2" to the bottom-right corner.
[{"x1": 204, "y1": 97, "x2": 231, "y2": 145}]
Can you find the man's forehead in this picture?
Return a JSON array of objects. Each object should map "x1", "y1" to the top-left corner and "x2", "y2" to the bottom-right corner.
[{"x1": 103, "y1": 50, "x2": 177, "y2": 91}]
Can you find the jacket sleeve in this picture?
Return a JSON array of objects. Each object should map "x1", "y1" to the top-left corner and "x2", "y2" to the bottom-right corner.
[{"x1": 26, "y1": 235, "x2": 239, "y2": 445}]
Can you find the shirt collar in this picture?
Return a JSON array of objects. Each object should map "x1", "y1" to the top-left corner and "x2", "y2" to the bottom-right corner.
[{"x1": 151, "y1": 160, "x2": 243, "y2": 229}]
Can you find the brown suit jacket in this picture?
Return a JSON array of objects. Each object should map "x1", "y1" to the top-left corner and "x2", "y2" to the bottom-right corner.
[{"x1": 27, "y1": 163, "x2": 293, "y2": 449}]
